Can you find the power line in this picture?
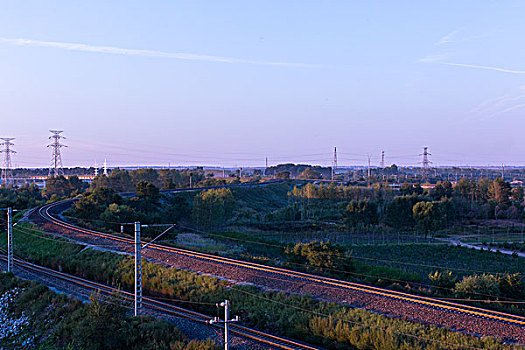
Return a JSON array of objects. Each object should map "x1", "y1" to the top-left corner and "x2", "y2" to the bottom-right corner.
[
  {"x1": 6, "y1": 224, "x2": 520, "y2": 304},
  {"x1": 8, "y1": 221, "x2": 523, "y2": 318},
  {"x1": 229, "y1": 287, "x2": 487, "y2": 350},
  {"x1": 59, "y1": 214, "x2": 519, "y2": 277}
]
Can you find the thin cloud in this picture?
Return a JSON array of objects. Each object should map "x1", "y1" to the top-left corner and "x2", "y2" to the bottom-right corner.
[
  {"x1": 483, "y1": 103, "x2": 525, "y2": 120},
  {"x1": 421, "y1": 28, "x2": 523, "y2": 75},
  {"x1": 418, "y1": 53, "x2": 452, "y2": 63},
  {"x1": 435, "y1": 28, "x2": 462, "y2": 46},
  {"x1": 0, "y1": 37, "x2": 320, "y2": 68},
  {"x1": 466, "y1": 87, "x2": 525, "y2": 121},
  {"x1": 419, "y1": 55, "x2": 525, "y2": 74},
  {"x1": 435, "y1": 61, "x2": 525, "y2": 74}
]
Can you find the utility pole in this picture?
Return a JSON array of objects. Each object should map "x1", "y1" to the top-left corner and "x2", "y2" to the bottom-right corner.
[
  {"x1": 7, "y1": 208, "x2": 13, "y2": 273},
  {"x1": 501, "y1": 164, "x2": 505, "y2": 180},
  {"x1": 208, "y1": 300, "x2": 240, "y2": 350},
  {"x1": 1, "y1": 138, "x2": 16, "y2": 187},
  {"x1": 134, "y1": 221, "x2": 142, "y2": 316},
  {"x1": 332, "y1": 147, "x2": 337, "y2": 181},
  {"x1": 48, "y1": 130, "x2": 67, "y2": 177},
  {"x1": 367, "y1": 155, "x2": 371, "y2": 185},
  {"x1": 265, "y1": 157, "x2": 268, "y2": 176}
]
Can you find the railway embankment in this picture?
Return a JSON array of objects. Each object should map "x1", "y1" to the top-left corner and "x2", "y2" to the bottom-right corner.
[{"x1": 23, "y1": 201, "x2": 525, "y2": 348}]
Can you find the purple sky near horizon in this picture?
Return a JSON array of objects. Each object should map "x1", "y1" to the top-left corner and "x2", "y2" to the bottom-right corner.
[{"x1": 0, "y1": 1, "x2": 524, "y2": 168}]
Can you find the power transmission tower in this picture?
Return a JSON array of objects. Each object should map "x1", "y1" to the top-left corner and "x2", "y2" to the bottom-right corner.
[
  {"x1": 94, "y1": 161, "x2": 98, "y2": 177},
  {"x1": 419, "y1": 147, "x2": 432, "y2": 182},
  {"x1": 0, "y1": 138, "x2": 16, "y2": 187},
  {"x1": 332, "y1": 147, "x2": 337, "y2": 180},
  {"x1": 48, "y1": 130, "x2": 67, "y2": 177},
  {"x1": 103, "y1": 158, "x2": 108, "y2": 176},
  {"x1": 380, "y1": 150, "x2": 385, "y2": 168},
  {"x1": 208, "y1": 300, "x2": 239, "y2": 350}
]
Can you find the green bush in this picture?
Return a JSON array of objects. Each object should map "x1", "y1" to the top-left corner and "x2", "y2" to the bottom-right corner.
[
  {"x1": 428, "y1": 270, "x2": 457, "y2": 291},
  {"x1": 454, "y1": 274, "x2": 500, "y2": 299}
]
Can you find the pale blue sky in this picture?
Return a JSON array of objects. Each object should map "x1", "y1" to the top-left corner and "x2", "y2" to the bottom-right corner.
[{"x1": 1, "y1": 1, "x2": 524, "y2": 168}]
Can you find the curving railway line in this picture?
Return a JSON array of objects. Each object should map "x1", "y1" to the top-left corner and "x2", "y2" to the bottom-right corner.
[
  {"x1": 37, "y1": 200, "x2": 525, "y2": 328},
  {"x1": 0, "y1": 253, "x2": 321, "y2": 350}
]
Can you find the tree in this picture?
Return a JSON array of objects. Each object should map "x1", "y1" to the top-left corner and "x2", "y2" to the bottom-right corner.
[
  {"x1": 0, "y1": 184, "x2": 43, "y2": 209},
  {"x1": 455, "y1": 178, "x2": 474, "y2": 201},
  {"x1": 344, "y1": 200, "x2": 378, "y2": 227},
  {"x1": 498, "y1": 273, "x2": 524, "y2": 299},
  {"x1": 100, "y1": 204, "x2": 137, "y2": 231},
  {"x1": 72, "y1": 187, "x2": 122, "y2": 221},
  {"x1": 286, "y1": 241, "x2": 350, "y2": 272},
  {"x1": 192, "y1": 188, "x2": 235, "y2": 229},
  {"x1": 383, "y1": 195, "x2": 421, "y2": 228},
  {"x1": 412, "y1": 201, "x2": 445, "y2": 238},
  {"x1": 91, "y1": 168, "x2": 133, "y2": 192},
  {"x1": 511, "y1": 186, "x2": 524, "y2": 204},
  {"x1": 130, "y1": 168, "x2": 159, "y2": 185},
  {"x1": 45, "y1": 175, "x2": 87, "y2": 198},
  {"x1": 489, "y1": 178, "x2": 511, "y2": 206},
  {"x1": 162, "y1": 195, "x2": 191, "y2": 224},
  {"x1": 298, "y1": 167, "x2": 322, "y2": 180},
  {"x1": 136, "y1": 181, "x2": 160, "y2": 202},
  {"x1": 275, "y1": 171, "x2": 290, "y2": 179},
  {"x1": 430, "y1": 180, "x2": 453, "y2": 200}
]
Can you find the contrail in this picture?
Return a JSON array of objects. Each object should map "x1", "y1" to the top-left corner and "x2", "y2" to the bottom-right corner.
[
  {"x1": 432, "y1": 60, "x2": 525, "y2": 74},
  {"x1": 0, "y1": 37, "x2": 320, "y2": 68},
  {"x1": 483, "y1": 103, "x2": 525, "y2": 120}
]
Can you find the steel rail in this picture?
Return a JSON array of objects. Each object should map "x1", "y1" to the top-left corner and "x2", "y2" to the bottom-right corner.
[
  {"x1": 37, "y1": 200, "x2": 525, "y2": 327},
  {"x1": 0, "y1": 254, "x2": 320, "y2": 350}
]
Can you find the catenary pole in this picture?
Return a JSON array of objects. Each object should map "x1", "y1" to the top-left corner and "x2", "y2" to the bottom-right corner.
[
  {"x1": 7, "y1": 207, "x2": 13, "y2": 272},
  {"x1": 134, "y1": 221, "x2": 142, "y2": 316}
]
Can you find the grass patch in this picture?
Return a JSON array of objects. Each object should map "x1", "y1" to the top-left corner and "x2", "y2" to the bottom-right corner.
[{"x1": 349, "y1": 243, "x2": 525, "y2": 279}]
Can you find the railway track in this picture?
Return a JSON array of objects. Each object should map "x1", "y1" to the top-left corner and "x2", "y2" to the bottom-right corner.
[
  {"x1": 37, "y1": 200, "x2": 525, "y2": 329},
  {"x1": 0, "y1": 253, "x2": 321, "y2": 350}
]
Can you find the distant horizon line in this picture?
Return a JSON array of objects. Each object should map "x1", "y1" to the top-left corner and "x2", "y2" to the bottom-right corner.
[{"x1": 10, "y1": 164, "x2": 525, "y2": 170}]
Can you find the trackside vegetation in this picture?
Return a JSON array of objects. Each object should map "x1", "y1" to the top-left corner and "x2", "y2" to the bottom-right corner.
[
  {"x1": 0, "y1": 273, "x2": 217, "y2": 350},
  {"x1": 0, "y1": 225, "x2": 518, "y2": 350},
  {"x1": 58, "y1": 178, "x2": 525, "y2": 315}
]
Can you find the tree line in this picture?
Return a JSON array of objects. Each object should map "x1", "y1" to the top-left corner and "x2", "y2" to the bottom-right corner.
[{"x1": 284, "y1": 178, "x2": 524, "y2": 234}]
